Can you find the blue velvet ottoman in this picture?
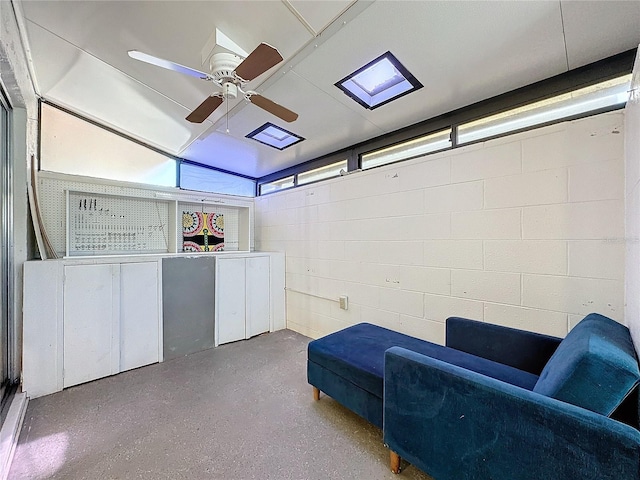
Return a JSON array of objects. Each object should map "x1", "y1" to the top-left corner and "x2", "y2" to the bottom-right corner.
[{"x1": 307, "y1": 322, "x2": 540, "y2": 428}]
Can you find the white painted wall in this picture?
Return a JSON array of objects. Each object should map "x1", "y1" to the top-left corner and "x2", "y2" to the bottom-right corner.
[
  {"x1": 625, "y1": 48, "x2": 640, "y2": 357},
  {"x1": 256, "y1": 111, "x2": 626, "y2": 343}
]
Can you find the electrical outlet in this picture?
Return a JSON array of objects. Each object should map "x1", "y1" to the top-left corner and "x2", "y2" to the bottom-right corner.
[{"x1": 339, "y1": 295, "x2": 348, "y2": 310}]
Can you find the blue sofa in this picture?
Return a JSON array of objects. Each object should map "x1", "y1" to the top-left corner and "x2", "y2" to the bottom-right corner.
[{"x1": 307, "y1": 313, "x2": 640, "y2": 479}]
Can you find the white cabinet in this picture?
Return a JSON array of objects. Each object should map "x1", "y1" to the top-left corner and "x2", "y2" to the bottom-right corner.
[
  {"x1": 23, "y1": 259, "x2": 161, "y2": 396},
  {"x1": 246, "y1": 256, "x2": 270, "y2": 338},
  {"x1": 120, "y1": 262, "x2": 160, "y2": 371},
  {"x1": 63, "y1": 262, "x2": 160, "y2": 388},
  {"x1": 216, "y1": 257, "x2": 247, "y2": 345},
  {"x1": 63, "y1": 264, "x2": 120, "y2": 387},
  {"x1": 22, "y1": 252, "x2": 283, "y2": 398},
  {"x1": 215, "y1": 255, "x2": 272, "y2": 346}
]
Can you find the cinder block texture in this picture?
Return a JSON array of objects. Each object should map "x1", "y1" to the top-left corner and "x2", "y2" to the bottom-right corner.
[
  {"x1": 451, "y1": 142, "x2": 521, "y2": 183},
  {"x1": 485, "y1": 168, "x2": 567, "y2": 208},
  {"x1": 484, "y1": 240, "x2": 567, "y2": 275},
  {"x1": 255, "y1": 112, "x2": 625, "y2": 341},
  {"x1": 451, "y1": 270, "x2": 521, "y2": 305}
]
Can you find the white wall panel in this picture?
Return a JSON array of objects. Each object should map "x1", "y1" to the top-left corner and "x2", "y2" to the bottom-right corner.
[
  {"x1": 568, "y1": 240, "x2": 625, "y2": 281},
  {"x1": 450, "y1": 142, "x2": 521, "y2": 183},
  {"x1": 424, "y1": 181, "x2": 484, "y2": 213},
  {"x1": 423, "y1": 240, "x2": 483, "y2": 270},
  {"x1": 625, "y1": 48, "x2": 640, "y2": 357},
  {"x1": 569, "y1": 158, "x2": 624, "y2": 202},
  {"x1": 484, "y1": 168, "x2": 568, "y2": 208},
  {"x1": 484, "y1": 240, "x2": 567, "y2": 275},
  {"x1": 451, "y1": 270, "x2": 521, "y2": 305},
  {"x1": 397, "y1": 156, "x2": 451, "y2": 191},
  {"x1": 522, "y1": 274, "x2": 623, "y2": 320},
  {"x1": 483, "y1": 304, "x2": 567, "y2": 337},
  {"x1": 398, "y1": 266, "x2": 451, "y2": 296},
  {"x1": 523, "y1": 200, "x2": 624, "y2": 240},
  {"x1": 423, "y1": 294, "x2": 484, "y2": 324},
  {"x1": 451, "y1": 208, "x2": 521, "y2": 240}
]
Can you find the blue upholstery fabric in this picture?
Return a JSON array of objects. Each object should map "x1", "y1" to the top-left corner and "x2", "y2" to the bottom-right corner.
[
  {"x1": 446, "y1": 316, "x2": 561, "y2": 374},
  {"x1": 307, "y1": 360, "x2": 382, "y2": 427},
  {"x1": 533, "y1": 313, "x2": 640, "y2": 416},
  {"x1": 384, "y1": 346, "x2": 640, "y2": 480},
  {"x1": 308, "y1": 323, "x2": 539, "y2": 400}
]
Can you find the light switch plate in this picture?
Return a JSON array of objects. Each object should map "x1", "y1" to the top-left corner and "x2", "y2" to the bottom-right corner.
[{"x1": 339, "y1": 295, "x2": 348, "y2": 310}]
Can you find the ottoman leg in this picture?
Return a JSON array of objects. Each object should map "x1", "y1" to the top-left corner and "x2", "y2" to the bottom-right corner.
[
  {"x1": 390, "y1": 450, "x2": 401, "y2": 474},
  {"x1": 313, "y1": 386, "x2": 320, "y2": 401}
]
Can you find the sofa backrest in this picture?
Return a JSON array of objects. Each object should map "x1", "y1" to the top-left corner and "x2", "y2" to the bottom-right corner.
[{"x1": 533, "y1": 313, "x2": 640, "y2": 417}]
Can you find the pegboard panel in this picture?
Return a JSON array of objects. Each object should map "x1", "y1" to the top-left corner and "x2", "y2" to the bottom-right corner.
[
  {"x1": 68, "y1": 191, "x2": 170, "y2": 256},
  {"x1": 37, "y1": 172, "x2": 253, "y2": 257},
  {"x1": 178, "y1": 202, "x2": 240, "y2": 251}
]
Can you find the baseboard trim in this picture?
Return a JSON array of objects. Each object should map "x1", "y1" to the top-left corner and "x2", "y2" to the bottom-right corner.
[{"x1": 0, "y1": 393, "x2": 27, "y2": 480}]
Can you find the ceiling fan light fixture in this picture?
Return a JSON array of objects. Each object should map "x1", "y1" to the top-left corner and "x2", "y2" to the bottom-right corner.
[
  {"x1": 336, "y1": 51, "x2": 423, "y2": 110},
  {"x1": 222, "y1": 82, "x2": 238, "y2": 99},
  {"x1": 246, "y1": 122, "x2": 304, "y2": 150}
]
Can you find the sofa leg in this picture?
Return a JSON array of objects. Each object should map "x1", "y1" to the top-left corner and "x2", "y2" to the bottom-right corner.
[
  {"x1": 313, "y1": 386, "x2": 320, "y2": 401},
  {"x1": 390, "y1": 450, "x2": 401, "y2": 474}
]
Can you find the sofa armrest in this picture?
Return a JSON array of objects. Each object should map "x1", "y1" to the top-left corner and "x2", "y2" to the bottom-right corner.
[
  {"x1": 445, "y1": 317, "x2": 562, "y2": 375},
  {"x1": 383, "y1": 347, "x2": 640, "y2": 480}
]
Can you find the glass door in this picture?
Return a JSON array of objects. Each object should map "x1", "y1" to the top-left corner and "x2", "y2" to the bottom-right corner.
[{"x1": 0, "y1": 92, "x2": 11, "y2": 406}]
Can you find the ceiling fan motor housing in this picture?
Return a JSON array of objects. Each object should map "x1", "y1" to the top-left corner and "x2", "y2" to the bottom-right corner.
[{"x1": 210, "y1": 52, "x2": 243, "y2": 84}]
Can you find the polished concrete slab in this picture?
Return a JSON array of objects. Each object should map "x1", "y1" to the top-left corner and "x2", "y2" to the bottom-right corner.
[{"x1": 9, "y1": 330, "x2": 432, "y2": 480}]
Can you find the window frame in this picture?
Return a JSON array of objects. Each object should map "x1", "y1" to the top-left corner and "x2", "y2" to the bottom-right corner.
[{"x1": 257, "y1": 49, "x2": 635, "y2": 196}]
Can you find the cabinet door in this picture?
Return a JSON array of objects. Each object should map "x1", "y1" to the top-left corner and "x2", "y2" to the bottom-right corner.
[
  {"x1": 269, "y1": 253, "x2": 286, "y2": 332},
  {"x1": 120, "y1": 262, "x2": 160, "y2": 371},
  {"x1": 162, "y1": 257, "x2": 215, "y2": 360},
  {"x1": 216, "y1": 258, "x2": 246, "y2": 345},
  {"x1": 63, "y1": 264, "x2": 119, "y2": 388},
  {"x1": 246, "y1": 256, "x2": 270, "y2": 338},
  {"x1": 23, "y1": 261, "x2": 63, "y2": 398}
]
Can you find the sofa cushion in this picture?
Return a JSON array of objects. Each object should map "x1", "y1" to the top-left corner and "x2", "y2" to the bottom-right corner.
[
  {"x1": 308, "y1": 323, "x2": 539, "y2": 399},
  {"x1": 533, "y1": 313, "x2": 640, "y2": 416}
]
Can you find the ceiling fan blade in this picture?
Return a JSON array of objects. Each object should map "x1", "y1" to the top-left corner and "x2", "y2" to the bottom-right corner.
[
  {"x1": 186, "y1": 96, "x2": 224, "y2": 123},
  {"x1": 250, "y1": 95, "x2": 298, "y2": 123},
  {"x1": 234, "y1": 43, "x2": 283, "y2": 81},
  {"x1": 128, "y1": 50, "x2": 211, "y2": 80}
]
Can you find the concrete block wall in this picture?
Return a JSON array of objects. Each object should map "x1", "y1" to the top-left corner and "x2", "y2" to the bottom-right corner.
[{"x1": 255, "y1": 111, "x2": 625, "y2": 343}]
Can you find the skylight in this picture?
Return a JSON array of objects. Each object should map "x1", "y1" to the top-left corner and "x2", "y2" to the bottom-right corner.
[
  {"x1": 335, "y1": 52, "x2": 423, "y2": 110},
  {"x1": 246, "y1": 123, "x2": 304, "y2": 150}
]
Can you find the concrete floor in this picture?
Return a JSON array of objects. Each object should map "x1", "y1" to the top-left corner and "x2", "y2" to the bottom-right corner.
[{"x1": 9, "y1": 330, "x2": 433, "y2": 480}]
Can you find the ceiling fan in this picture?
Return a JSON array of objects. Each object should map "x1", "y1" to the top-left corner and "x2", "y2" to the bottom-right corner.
[{"x1": 128, "y1": 43, "x2": 298, "y2": 124}]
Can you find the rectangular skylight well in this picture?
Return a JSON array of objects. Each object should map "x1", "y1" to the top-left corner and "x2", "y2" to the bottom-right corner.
[
  {"x1": 336, "y1": 51, "x2": 423, "y2": 110},
  {"x1": 246, "y1": 122, "x2": 304, "y2": 150},
  {"x1": 458, "y1": 74, "x2": 632, "y2": 144}
]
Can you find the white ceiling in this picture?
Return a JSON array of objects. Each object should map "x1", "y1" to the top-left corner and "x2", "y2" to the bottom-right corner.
[{"x1": 16, "y1": 0, "x2": 640, "y2": 179}]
